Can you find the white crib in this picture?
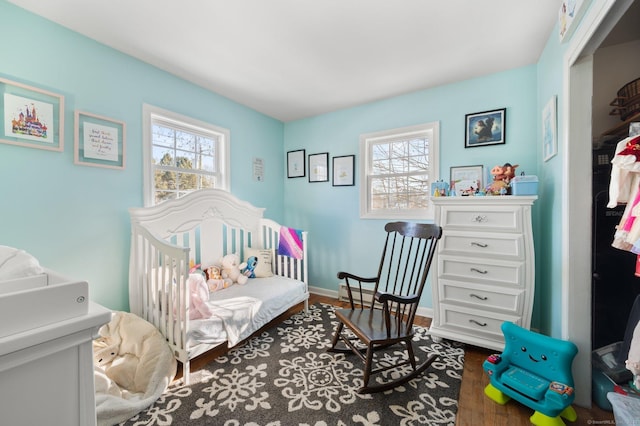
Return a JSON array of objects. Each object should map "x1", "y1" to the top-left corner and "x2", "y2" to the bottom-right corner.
[{"x1": 128, "y1": 189, "x2": 309, "y2": 381}]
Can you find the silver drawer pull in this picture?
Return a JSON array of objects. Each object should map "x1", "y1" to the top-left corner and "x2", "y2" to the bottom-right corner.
[
  {"x1": 470, "y1": 241, "x2": 488, "y2": 248},
  {"x1": 469, "y1": 293, "x2": 488, "y2": 301},
  {"x1": 472, "y1": 215, "x2": 488, "y2": 223},
  {"x1": 470, "y1": 267, "x2": 488, "y2": 274},
  {"x1": 469, "y1": 319, "x2": 487, "y2": 327}
]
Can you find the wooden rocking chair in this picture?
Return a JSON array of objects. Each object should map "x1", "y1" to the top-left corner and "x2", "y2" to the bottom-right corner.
[{"x1": 329, "y1": 221, "x2": 442, "y2": 393}]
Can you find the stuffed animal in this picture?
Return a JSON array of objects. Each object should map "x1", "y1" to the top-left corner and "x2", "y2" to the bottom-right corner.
[
  {"x1": 502, "y1": 163, "x2": 519, "y2": 184},
  {"x1": 187, "y1": 273, "x2": 213, "y2": 320},
  {"x1": 205, "y1": 265, "x2": 232, "y2": 292},
  {"x1": 486, "y1": 163, "x2": 519, "y2": 195},
  {"x1": 486, "y1": 165, "x2": 508, "y2": 194},
  {"x1": 243, "y1": 256, "x2": 258, "y2": 278},
  {"x1": 219, "y1": 253, "x2": 248, "y2": 285}
]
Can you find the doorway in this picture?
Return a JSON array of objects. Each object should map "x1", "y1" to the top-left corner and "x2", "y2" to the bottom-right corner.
[
  {"x1": 592, "y1": 8, "x2": 640, "y2": 350},
  {"x1": 565, "y1": 0, "x2": 637, "y2": 407}
]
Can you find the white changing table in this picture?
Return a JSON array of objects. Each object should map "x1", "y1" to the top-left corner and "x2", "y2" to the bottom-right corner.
[{"x1": 0, "y1": 301, "x2": 111, "y2": 426}]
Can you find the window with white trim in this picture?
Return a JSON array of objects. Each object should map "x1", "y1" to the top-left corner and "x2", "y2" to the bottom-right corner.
[
  {"x1": 143, "y1": 104, "x2": 230, "y2": 206},
  {"x1": 359, "y1": 122, "x2": 439, "y2": 220}
]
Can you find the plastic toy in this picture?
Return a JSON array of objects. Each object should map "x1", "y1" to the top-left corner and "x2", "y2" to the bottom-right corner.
[{"x1": 483, "y1": 321, "x2": 578, "y2": 426}]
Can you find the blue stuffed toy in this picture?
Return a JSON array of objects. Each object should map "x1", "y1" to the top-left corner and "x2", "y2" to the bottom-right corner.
[{"x1": 243, "y1": 256, "x2": 258, "y2": 278}]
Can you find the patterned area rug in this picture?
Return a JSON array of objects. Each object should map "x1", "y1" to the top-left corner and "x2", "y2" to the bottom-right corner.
[{"x1": 121, "y1": 303, "x2": 465, "y2": 426}]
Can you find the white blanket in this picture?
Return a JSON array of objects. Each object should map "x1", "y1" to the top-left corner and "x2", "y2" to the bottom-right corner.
[
  {"x1": 94, "y1": 311, "x2": 176, "y2": 426},
  {"x1": 188, "y1": 276, "x2": 307, "y2": 348},
  {"x1": 191, "y1": 296, "x2": 260, "y2": 346}
]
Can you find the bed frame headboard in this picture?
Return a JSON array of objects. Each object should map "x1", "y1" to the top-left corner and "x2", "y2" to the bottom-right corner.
[{"x1": 129, "y1": 189, "x2": 266, "y2": 267}]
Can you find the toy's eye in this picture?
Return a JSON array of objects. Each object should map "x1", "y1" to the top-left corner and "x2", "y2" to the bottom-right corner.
[
  {"x1": 521, "y1": 346, "x2": 527, "y2": 352},
  {"x1": 541, "y1": 354, "x2": 547, "y2": 361}
]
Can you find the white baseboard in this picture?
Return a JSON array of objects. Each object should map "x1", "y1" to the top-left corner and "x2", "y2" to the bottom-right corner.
[
  {"x1": 417, "y1": 306, "x2": 434, "y2": 320},
  {"x1": 308, "y1": 285, "x2": 433, "y2": 320},
  {"x1": 308, "y1": 285, "x2": 338, "y2": 298}
]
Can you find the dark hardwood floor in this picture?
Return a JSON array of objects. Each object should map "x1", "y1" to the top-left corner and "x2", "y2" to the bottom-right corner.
[{"x1": 181, "y1": 294, "x2": 616, "y2": 425}]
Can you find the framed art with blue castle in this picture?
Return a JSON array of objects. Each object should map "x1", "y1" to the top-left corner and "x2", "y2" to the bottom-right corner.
[{"x1": 0, "y1": 76, "x2": 64, "y2": 152}]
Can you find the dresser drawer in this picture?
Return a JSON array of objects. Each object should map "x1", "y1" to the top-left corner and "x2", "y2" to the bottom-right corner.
[
  {"x1": 439, "y1": 230, "x2": 524, "y2": 260},
  {"x1": 439, "y1": 279, "x2": 524, "y2": 314},
  {"x1": 439, "y1": 205, "x2": 522, "y2": 232},
  {"x1": 438, "y1": 256, "x2": 524, "y2": 287},
  {"x1": 436, "y1": 303, "x2": 522, "y2": 341}
]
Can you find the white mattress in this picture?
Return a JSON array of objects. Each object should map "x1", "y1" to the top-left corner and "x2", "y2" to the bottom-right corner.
[{"x1": 187, "y1": 275, "x2": 307, "y2": 348}]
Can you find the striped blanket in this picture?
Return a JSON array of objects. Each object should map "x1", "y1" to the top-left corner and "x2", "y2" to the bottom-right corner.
[{"x1": 278, "y1": 226, "x2": 303, "y2": 259}]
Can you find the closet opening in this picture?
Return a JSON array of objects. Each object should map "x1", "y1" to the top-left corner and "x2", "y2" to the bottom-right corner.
[{"x1": 591, "y1": 0, "x2": 640, "y2": 354}]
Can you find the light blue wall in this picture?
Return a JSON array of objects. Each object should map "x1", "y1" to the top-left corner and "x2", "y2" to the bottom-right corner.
[
  {"x1": 1, "y1": 1, "x2": 581, "y2": 337},
  {"x1": 0, "y1": 1, "x2": 285, "y2": 311},
  {"x1": 536, "y1": 24, "x2": 569, "y2": 337},
  {"x1": 284, "y1": 66, "x2": 541, "y2": 316}
]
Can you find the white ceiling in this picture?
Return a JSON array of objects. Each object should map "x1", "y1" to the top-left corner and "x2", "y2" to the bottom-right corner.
[{"x1": 8, "y1": 0, "x2": 564, "y2": 122}]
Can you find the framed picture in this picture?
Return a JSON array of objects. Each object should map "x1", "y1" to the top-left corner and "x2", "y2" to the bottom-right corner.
[
  {"x1": 287, "y1": 149, "x2": 306, "y2": 178},
  {"x1": 465, "y1": 108, "x2": 506, "y2": 148},
  {"x1": 0, "y1": 77, "x2": 64, "y2": 151},
  {"x1": 332, "y1": 155, "x2": 355, "y2": 186},
  {"x1": 542, "y1": 96, "x2": 558, "y2": 162},
  {"x1": 75, "y1": 111, "x2": 126, "y2": 169},
  {"x1": 308, "y1": 152, "x2": 329, "y2": 182},
  {"x1": 450, "y1": 165, "x2": 484, "y2": 190},
  {"x1": 559, "y1": 0, "x2": 588, "y2": 42}
]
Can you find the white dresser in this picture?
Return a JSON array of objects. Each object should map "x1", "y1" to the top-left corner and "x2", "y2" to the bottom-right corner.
[
  {"x1": 0, "y1": 270, "x2": 111, "y2": 426},
  {"x1": 429, "y1": 196, "x2": 537, "y2": 351}
]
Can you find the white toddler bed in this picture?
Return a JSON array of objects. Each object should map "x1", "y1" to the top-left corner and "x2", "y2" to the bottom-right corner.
[{"x1": 128, "y1": 189, "x2": 309, "y2": 382}]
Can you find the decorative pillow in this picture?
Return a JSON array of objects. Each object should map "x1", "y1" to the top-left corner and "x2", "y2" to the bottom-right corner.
[{"x1": 243, "y1": 248, "x2": 274, "y2": 278}]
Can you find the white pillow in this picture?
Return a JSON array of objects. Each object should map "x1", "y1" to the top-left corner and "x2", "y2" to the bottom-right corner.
[
  {"x1": 0, "y1": 245, "x2": 43, "y2": 280},
  {"x1": 243, "y1": 248, "x2": 274, "y2": 278}
]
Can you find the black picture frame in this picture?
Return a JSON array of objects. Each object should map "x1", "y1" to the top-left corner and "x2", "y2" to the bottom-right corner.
[
  {"x1": 287, "y1": 149, "x2": 305, "y2": 178},
  {"x1": 308, "y1": 152, "x2": 329, "y2": 182},
  {"x1": 464, "y1": 108, "x2": 506, "y2": 148},
  {"x1": 332, "y1": 155, "x2": 355, "y2": 186}
]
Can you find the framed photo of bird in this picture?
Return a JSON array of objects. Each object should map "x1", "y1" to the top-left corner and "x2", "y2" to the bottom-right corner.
[{"x1": 464, "y1": 108, "x2": 506, "y2": 148}]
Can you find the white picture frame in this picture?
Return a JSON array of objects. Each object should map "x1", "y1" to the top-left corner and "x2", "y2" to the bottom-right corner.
[
  {"x1": 450, "y1": 165, "x2": 484, "y2": 190},
  {"x1": 543, "y1": 95, "x2": 558, "y2": 162},
  {"x1": 74, "y1": 110, "x2": 126, "y2": 169},
  {"x1": 0, "y1": 77, "x2": 64, "y2": 152}
]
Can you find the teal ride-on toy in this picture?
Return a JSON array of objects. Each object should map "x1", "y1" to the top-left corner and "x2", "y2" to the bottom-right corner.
[{"x1": 483, "y1": 322, "x2": 579, "y2": 426}]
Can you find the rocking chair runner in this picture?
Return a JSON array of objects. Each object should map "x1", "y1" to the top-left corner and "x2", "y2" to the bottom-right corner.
[{"x1": 329, "y1": 221, "x2": 442, "y2": 393}]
